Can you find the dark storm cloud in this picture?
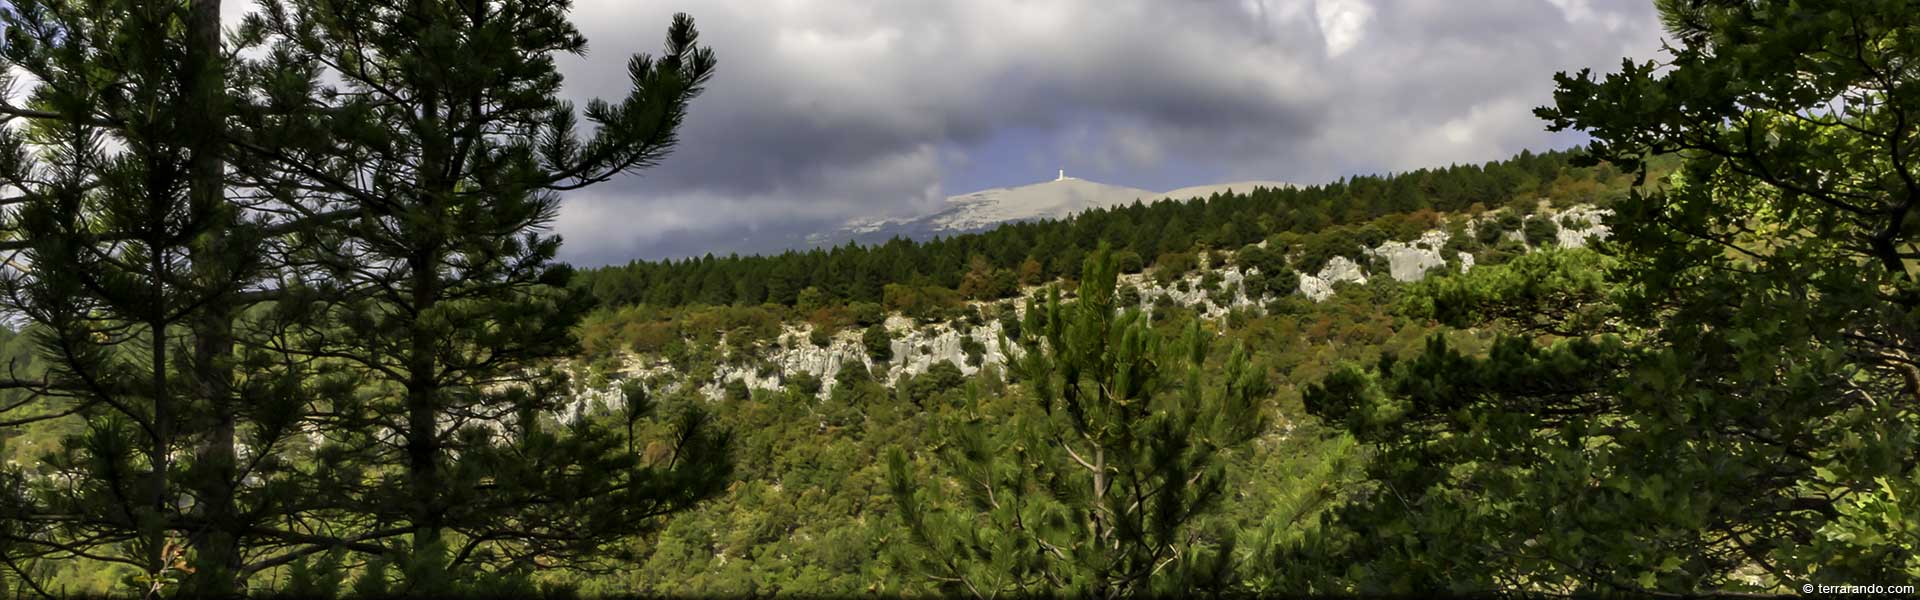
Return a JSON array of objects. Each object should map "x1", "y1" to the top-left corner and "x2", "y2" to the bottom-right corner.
[{"x1": 548, "y1": 0, "x2": 1665, "y2": 265}]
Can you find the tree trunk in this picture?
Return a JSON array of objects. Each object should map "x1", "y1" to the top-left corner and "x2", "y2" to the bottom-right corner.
[
  {"x1": 181, "y1": 0, "x2": 242, "y2": 593},
  {"x1": 145, "y1": 234, "x2": 172, "y2": 600},
  {"x1": 407, "y1": 256, "x2": 442, "y2": 550},
  {"x1": 407, "y1": 72, "x2": 449, "y2": 564}
]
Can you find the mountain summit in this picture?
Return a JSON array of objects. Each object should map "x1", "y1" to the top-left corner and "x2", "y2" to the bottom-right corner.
[{"x1": 824, "y1": 174, "x2": 1294, "y2": 245}]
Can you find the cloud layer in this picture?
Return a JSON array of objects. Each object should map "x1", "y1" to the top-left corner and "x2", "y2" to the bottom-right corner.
[{"x1": 549, "y1": 0, "x2": 1666, "y2": 265}]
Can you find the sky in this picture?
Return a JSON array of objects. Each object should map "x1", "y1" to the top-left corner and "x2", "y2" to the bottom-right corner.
[{"x1": 405, "y1": 1, "x2": 1675, "y2": 264}]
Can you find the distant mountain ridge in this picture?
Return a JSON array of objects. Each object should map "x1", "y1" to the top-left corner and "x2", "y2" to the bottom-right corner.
[{"x1": 816, "y1": 174, "x2": 1295, "y2": 246}]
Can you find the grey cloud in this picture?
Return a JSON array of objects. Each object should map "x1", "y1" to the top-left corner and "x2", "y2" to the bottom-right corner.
[{"x1": 548, "y1": 0, "x2": 1665, "y2": 265}]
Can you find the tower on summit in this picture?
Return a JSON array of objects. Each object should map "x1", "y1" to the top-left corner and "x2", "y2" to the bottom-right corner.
[{"x1": 1057, "y1": 169, "x2": 1066, "y2": 181}]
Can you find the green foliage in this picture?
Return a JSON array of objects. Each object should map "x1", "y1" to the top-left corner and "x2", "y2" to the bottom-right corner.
[
  {"x1": 1474, "y1": 217, "x2": 1508, "y2": 246},
  {"x1": 1521, "y1": 215, "x2": 1560, "y2": 247},
  {"x1": 0, "y1": 1, "x2": 1745, "y2": 595},
  {"x1": 887, "y1": 246, "x2": 1269, "y2": 598},
  {"x1": 1236, "y1": 243, "x2": 1287, "y2": 276},
  {"x1": 849, "y1": 302, "x2": 887, "y2": 327},
  {"x1": 884, "y1": 283, "x2": 965, "y2": 323},
  {"x1": 283, "y1": 550, "x2": 349, "y2": 599},
  {"x1": 0, "y1": 0, "x2": 733, "y2": 594},
  {"x1": 863, "y1": 324, "x2": 894, "y2": 362},
  {"x1": 997, "y1": 304, "x2": 1024, "y2": 341},
  {"x1": 808, "y1": 326, "x2": 834, "y2": 348},
  {"x1": 1399, "y1": 248, "x2": 1616, "y2": 336},
  {"x1": 1153, "y1": 251, "x2": 1200, "y2": 285},
  {"x1": 574, "y1": 236, "x2": 1450, "y2": 597},
  {"x1": 1112, "y1": 249, "x2": 1145, "y2": 274},
  {"x1": 797, "y1": 286, "x2": 828, "y2": 311},
  {"x1": 1297, "y1": 1, "x2": 1920, "y2": 594},
  {"x1": 787, "y1": 370, "x2": 824, "y2": 396},
  {"x1": 1266, "y1": 269, "x2": 1301, "y2": 296},
  {"x1": 960, "y1": 336, "x2": 988, "y2": 368},
  {"x1": 1294, "y1": 228, "x2": 1363, "y2": 274},
  {"x1": 900, "y1": 361, "x2": 967, "y2": 406},
  {"x1": 1115, "y1": 283, "x2": 1143, "y2": 308}
]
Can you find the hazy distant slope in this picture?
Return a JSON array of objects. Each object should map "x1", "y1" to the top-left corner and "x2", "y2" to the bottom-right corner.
[
  {"x1": 927, "y1": 176, "x2": 1157, "y2": 231},
  {"x1": 824, "y1": 176, "x2": 1292, "y2": 246}
]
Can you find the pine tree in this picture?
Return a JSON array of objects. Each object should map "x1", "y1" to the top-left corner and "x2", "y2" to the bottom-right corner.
[
  {"x1": 886, "y1": 245, "x2": 1268, "y2": 598},
  {"x1": 0, "y1": 2, "x2": 309, "y2": 595},
  {"x1": 0, "y1": 0, "x2": 736, "y2": 594},
  {"x1": 234, "y1": 0, "x2": 733, "y2": 589}
]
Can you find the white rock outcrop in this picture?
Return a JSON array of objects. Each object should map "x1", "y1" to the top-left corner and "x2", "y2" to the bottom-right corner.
[
  {"x1": 568, "y1": 204, "x2": 1615, "y2": 405},
  {"x1": 1554, "y1": 205, "x2": 1610, "y2": 248},
  {"x1": 1299, "y1": 256, "x2": 1369, "y2": 302},
  {"x1": 1367, "y1": 230, "x2": 1452, "y2": 283}
]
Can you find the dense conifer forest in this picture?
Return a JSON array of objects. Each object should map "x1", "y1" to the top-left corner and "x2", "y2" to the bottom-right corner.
[{"x1": 0, "y1": 0, "x2": 1916, "y2": 598}]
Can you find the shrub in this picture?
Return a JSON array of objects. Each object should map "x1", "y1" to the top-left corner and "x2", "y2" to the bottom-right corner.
[
  {"x1": 1151, "y1": 294, "x2": 1176, "y2": 322},
  {"x1": 626, "y1": 321, "x2": 680, "y2": 355},
  {"x1": 796, "y1": 286, "x2": 827, "y2": 311},
  {"x1": 1366, "y1": 252, "x2": 1391, "y2": 276},
  {"x1": 809, "y1": 326, "x2": 833, "y2": 348},
  {"x1": 1152, "y1": 252, "x2": 1199, "y2": 285},
  {"x1": 1242, "y1": 270, "x2": 1271, "y2": 297},
  {"x1": 848, "y1": 302, "x2": 886, "y2": 327},
  {"x1": 1112, "y1": 250, "x2": 1145, "y2": 274},
  {"x1": 863, "y1": 324, "x2": 894, "y2": 362},
  {"x1": 998, "y1": 304, "x2": 1023, "y2": 340},
  {"x1": 901, "y1": 361, "x2": 966, "y2": 406},
  {"x1": 1199, "y1": 270, "x2": 1225, "y2": 293},
  {"x1": 833, "y1": 357, "x2": 872, "y2": 386},
  {"x1": 787, "y1": 370, "x2": 823, "y2": 396},
  {"x1": 1478, "y1": 238, "x2": 1527, "y2": 266},
  {"x1": 1445, "y1": 224, "x2": 1478, "y2": 255},
  {"x1": 1267, "y1": 269, "x2": 1301, "y2": 296},
  {"x1": 1355, "y1": 224, "x2": 1389, "y2": 248},
  {"x1": 883, "y1": 283, "x2": 964, "y2": 323},
  {"x1": 1266, "y1": 295, "x2": 1311, "y2": 316},
  {"x1": 1523, "y1": 216, "x2": 1560, "y2": 247},
  {"x1": 961, "y1": 336, "x2": 987, "y2": 367},
  {"x1": 1237, "y1": 243, "x2": 1287, "y2": 275},
  {"x1": 1116, "y1": 284, "x2": 1142, "y2": 308},
  {"x1": 1226, "y1": 306, "x2": 1255, "y2": 329},
  {"x1": 1497, "y1": 211, "x2": 1524, "y2": 234},
  {"x1": 1207, "y1": 283, "x2": 1234, "y2": 307},
  {"x1": 1295, "y1": 228, "x2": 1361, "y2": 274},
  {"x1": 1504, "y1": 195, "x2": 1539, "y2": 215},
  {"x1": 1475, "y1": 219, "x2": 1507, "y2": 246}
]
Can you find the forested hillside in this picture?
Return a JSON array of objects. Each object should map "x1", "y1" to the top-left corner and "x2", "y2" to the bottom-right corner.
[
  {"x1": 573, "y1": 148, "x2": 1630, "y2": 310},
  {"x1": 537, "y1": 154, "x2": 1637, "y2": 594},
  {"x1": 2, "y1": 0, "x2": 1918, "y2": 598}
]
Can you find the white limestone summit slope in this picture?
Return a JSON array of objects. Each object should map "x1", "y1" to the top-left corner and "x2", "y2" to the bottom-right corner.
[
  {"x1": 830, "y1": 173, "x2": 1296, "y2": 242},
  {"x1": 927, "y1": 175, "x2": 1157, "y2": 232}
]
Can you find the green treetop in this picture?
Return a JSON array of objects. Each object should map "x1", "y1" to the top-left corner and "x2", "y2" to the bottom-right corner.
[
  {"x1": 1299, "y1": 0, "x2": 1920, "y2": 593},
  {"x1": 887, "y1": 246, "x2": 1268, "y2": 598}
]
